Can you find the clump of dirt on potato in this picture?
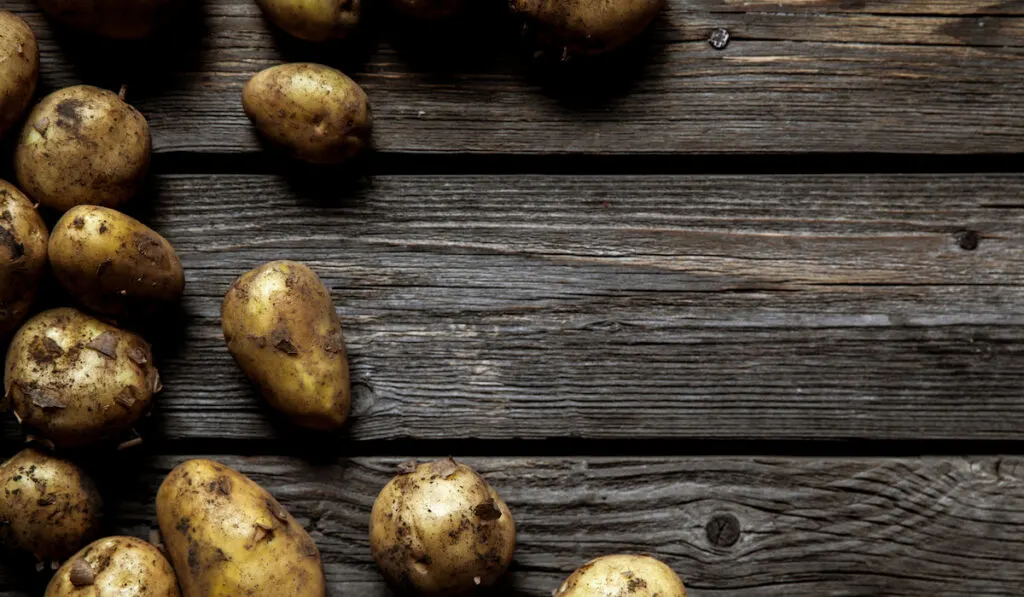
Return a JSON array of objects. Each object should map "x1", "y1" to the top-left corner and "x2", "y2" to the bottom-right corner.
[
  {"x1": 0, "y1": 179, "x2": 48, "y2": 345},
  {"x1": 0, "y1": 12, "x2": 38, "y2": 140},
  {"x1": 46, "y1": 536, "x2": 181, "y2": 597},
  {"x1": 554, "y1": 554, "x2": 687, "y2": 597}
]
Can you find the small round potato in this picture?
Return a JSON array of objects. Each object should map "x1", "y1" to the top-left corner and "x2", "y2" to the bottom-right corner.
[
  {"x1": 510, "y1": 0, "x2": 665, "y2": 56},
  {"x1": 0, "y1": 449, "x2": 103, "y2": 562},
  {"x1": 256, "y1": 0, "x2": 360, "y2": 42},
  {"x1": 15, "y1": 85, "x2": 151, "y2": 212},
  {"x1": 554, "y1": 554, "x2": 687, "y2": 597},
  {"x1": 369, "y1": 458, "x2": 516, "y2": 596},
  {"x1": 36, "y1": 0, "x2": 183, "y2": 39},
  {"x1": 222, "y1": 260, "x2": 350, "y2": 430},
  {"x1": 4, "y1": 308, "x2": 161, "y2": 447},
  {"x1": 391, "y1": 0, "x2": 466, "y2": 19},
  {"x1": 46, "y1": 536, "x2": 181, "y2": 597},
  {"x1": 0, "y1": 11, "x2": 38, "y2": 140},
  {"x1": 156, "y1": 459, "x2": 325, "y2": 597},
  {"x1": 242, "y1": 63, "x2": 371, "y2": 164},
  {"x1": 50, "y1": 205, "x2": 185, "y2": 317},
  {"x1": 0, "y1": 179, "x2": 48, "y2": 341}
]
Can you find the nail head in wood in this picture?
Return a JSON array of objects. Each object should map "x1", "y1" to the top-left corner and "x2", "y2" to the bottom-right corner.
[{"x1": 709, "y1": 28, "x2": 730, "y2": 50}]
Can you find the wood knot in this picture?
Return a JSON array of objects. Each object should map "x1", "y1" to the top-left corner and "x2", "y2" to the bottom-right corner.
[{"x1": 705, "y1": 513, "x2": 741, "y2": 548}]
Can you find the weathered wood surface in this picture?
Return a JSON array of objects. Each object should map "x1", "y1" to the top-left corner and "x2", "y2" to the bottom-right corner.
[
  {"x1": 2, "y1": 173, "x2": 1021, "y2": 444},
  {"x1": 2, "y1": 456, "x2": 1023, "y2": 596},
  {"x1": 6, "y1": 0, "x2": 1024, "y2": 155}
]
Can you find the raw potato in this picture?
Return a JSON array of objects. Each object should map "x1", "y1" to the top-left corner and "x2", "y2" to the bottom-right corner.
[
  {"x1": 0, "y1": 449, "x2": 102, "y2": 562},
  {"x1": 50, "y1": 206, "x2": 185, "y2": 317},
  {"x1": 554, "y1": 554, "x2": 687, "y2": 597},
  {"x1": 242, "y1": 63, "x2": 372, "y2": 164},
  {"x1": 391, "y1": 0, "x2": 466, "y2": 19},
  {"x1": 0, "y1": 180, "x2": 48, "y2": 343},
  {"x1": 15, "y1": 85, "x2": 151, "y2": 212},
  {"x1": 37, "y1": 0, "x2": 182, "y2": 39},
  {"x1": 221, "y1": 261, "x2": 350, "y2": 430},
  {"x1": 4, "y1": 308, "x2": 161, "y2": 447},
  {"x1": 510, "y1": 0, "x2": 665, "y2": 56},
  {"x1": 46, "y1": 536, "x2": 181, "y2": 597},
  {"x1": 0, "y1": 12, "x2": 38, "y2": 139},
  {"x1": 369, "y1": 458, "x2": 516, "y2": 596},
  {"x1": 156, "y1": 459, "x2": 325, "y2": 597},
  {"x1": 256, "y1": 0, "x2": 360, "y2": 41}
]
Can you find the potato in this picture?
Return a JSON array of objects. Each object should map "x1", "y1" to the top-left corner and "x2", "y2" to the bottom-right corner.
[
  {"x1": 256, "y1": 0, "x2": 360, "y2": 42},
  {"x1": 15, "y1": 85, "x2": 151, "y2": 212},
  {"x1": 369, "y1": 458, "x2": 516, "y2": 596},
  {"x1": 554, "y1": 554, "x2": 687, "y2": 597},
  {"x1": 46, "y1": 536, "x2": 181, "y2": 597},
  {"x1": 36, "y1": 0, "x2": 182, "y2": 39},
  {"x1": 156, "y1": 459, "x2": 325, "y2": 597},
  {"x1": 510, "y1": 0, "x2": 665, "y2": 56},
  {"x1": 4, "y1": 308, "x2": 161, "y2": 447},
  {"x1": 0, "y1": 12, "x2": 38, "y2": 140},
  {"x1": 221, "y1": 260, "x2": 350, "y2": 430},
  {"x1": 0, "y1": 449, "x2": 103, "y2": 562},
  {"x1": 50, "y1": 206, "x2": 185, "y2": 317},
  {"x1": 0, "y1": 180, "x2": 48, "y2": 343},
  {"x1": 390, "y1": 0, "x2": 466, "y2": 19},
  {"x1": 242, "y1": 63, "x2": 371, "y2": 164}
]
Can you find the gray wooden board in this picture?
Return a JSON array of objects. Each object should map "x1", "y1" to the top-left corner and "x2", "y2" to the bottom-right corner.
[
  {"x1": 1, "y1": 173, "x2": 1021, "y2": 444},
  {"x1": 5, "y1": 0, "x2": 1024, "y2": 155}
]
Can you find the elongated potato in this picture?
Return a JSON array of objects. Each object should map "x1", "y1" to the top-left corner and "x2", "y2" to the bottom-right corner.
[
  {"x1": 242, "y1": 63, "x2": 371, "y2": 164},
  {"x1": 256, "y1": 0, "x2": 360, "y2": 41},
  {"x1": 0, "y1": 11, "x2": 38, "y2": 140},
  {"x1": 0, "y1": 180, "x2": 48, "y2": 343},
  {"x1": 156, "y1": 459, "x2": 325, "y2": 597},
  {"x1": 4, "y1": 308, "x2": 161, "y2": 447},
  {"x1": 511, "y1": 0, "x2": 665, "y2": 56},
  {"x1": 50, "y1": 205, "x2": 185, "y2": 317},
  {"x1": 37, "y1": 0, "x2": 183, "y2": 39},
  {"x1": 46, "y1": 536, "x2": 181, "y2": 597},
  {"x1": 221, "y1": 260, "x2": 350, "y2": 430},
  {"x1": 0, "y1": 449, "x2": 103, "y2": 562},
  {"x1": 554, "y1": 554, "x2": 687, "y2": 597}
]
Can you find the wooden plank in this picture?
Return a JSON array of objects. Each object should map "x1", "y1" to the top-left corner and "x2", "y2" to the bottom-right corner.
[
  {"x1": 2, "y1": 455, "x2": 1022, "y2": 596},
  {"x1": 5, "y1": 0, "x2": 1024, "y2": 155},
  {"x1": 3, "y1": 173, "x2": 1022, "y2": 444}
]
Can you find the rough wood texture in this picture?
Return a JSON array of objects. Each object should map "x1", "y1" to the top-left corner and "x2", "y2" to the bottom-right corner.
[
  {"x1": 2, "y1": 455, "x2": 1022, "y2": 596},
  {"x1": 2, "y1": 173, "x2": 1021, "y2": 444},
  {"x1": 6, "y1": 0, "x2": 1024, "y2": 155}
]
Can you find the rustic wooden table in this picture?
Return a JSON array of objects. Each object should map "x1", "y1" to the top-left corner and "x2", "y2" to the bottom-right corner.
[{"x1": 2, "y1": 0, "x2": 1023, "y2": 595}]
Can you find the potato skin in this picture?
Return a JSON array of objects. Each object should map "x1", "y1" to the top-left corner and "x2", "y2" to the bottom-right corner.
[
  {"x1": 510, "y1": 0, "x2": 665, "y2": 56},
  {"x1": 554, "y1": 554, "x2": 687, "y2": 597},
  {"x1": 0, "y1": 12, "x2": 38, "y2": 140},
  {"x1": 4, "y1": 308, "x2": 161, "y2": 447},
  {"x1": 50, "y1": 206, "x2": 184, "y2": 317},
  {"x1": 0, "y1": 449, "x2": 103, "y2": 561},
  {"x1": 256, "y1": 0, "x2": 360, "y2": 41},
  {"x1": 0, "y1": 180, "x2": 48, "y2": 342},
  {"x1": 156, "y1": 459, "x2": 325, "y2": 597},
  {"x1": 221, "y1": 260, "x2": 350, "y2": 430},
  {"x1": 15, "y1": 85, "x2": 151, "y2": 212},
  {"x1": 369, "y1": 459, "x2": 516, "y2": 596},
  {"x1": 46, "y1": 536, "x2": 181, "y2": 597},
  {"x1": 242, "y1": 63, "x2": 371, "y2": 164},
  {"x1": 36, "y1": 0, "x2": 182, "y2": 39},
  {"x1": 391, "y1": 0, "x2": 466, "y2": 19}
]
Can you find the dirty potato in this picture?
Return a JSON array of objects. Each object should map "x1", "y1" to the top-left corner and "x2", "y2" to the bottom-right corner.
[
  {"x1": 15, "y1": 85, "x2": 151, "y2": 212},
  {"x1": 221, "y1": 260, "x2": 350, "y2": 430},
  {"x1": 4, "y1": 308, "x2": 161, "y2": 447},
  {"x1": 554, "y1": 554, "x2": 687, "y2": 597},
  {"x1": 156, "y1": 459, "x2": 325, "y2": 597},
  {"x1": 369, "y1": 458, "x2": 516, "y2": 596},
  {"x1": 390, "y1": 0, "x2": 466, "y2": 19},
  {"x1": 242, "y1": 63, "x2": 371, "y2": 164},
  {"x1": 0, "y1": 449, "x2": 103, "y2": 562},
  {"x1": 510, "y1": 0, "x2": 665, "y2": 56},
  {"x1": 50, "y1": 206, "x2": 184, "y2": 317},
  {"x1": 0, "y1": 180, "x2": 48, "y2": 342},
  {"x1": 256, "y1": 0, "x2": 360, "y2": 41},
  {"x1": 0, "y1": 12, "x2": 38, "y2": 140},
  {"x1": 46, "y1": 536, "x2": 181, "y2": 597},
  {"x1": 37, "y1": 0, "x2": 183, "y2": 39}
]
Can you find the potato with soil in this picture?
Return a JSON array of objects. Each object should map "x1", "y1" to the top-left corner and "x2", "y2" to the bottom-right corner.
[
  {"x1": 369, "y1": 458, "x2": 516, "y2": 596},
  {"x1": 15, "y1": 85, "x2": 151, "y2": 212},
  {"x1": 46, "y1": 536, "x2": 181, "y2": 597},
  {"x1": 4, "y1": 308, "x2": 161, "y2": 447},
  {"x1": 50, "y1": 206, "x2": 184, "y2": 317},
  {"x1": 156, "y1": 459, "x2": 325, "y2": 597},
  {"x1": 0, "y1": 180, "x2": 48, "y2": 343},
  {"x1": 0, "y1": 449, "x2": 103, "y2": 562},
  {"x1": 242, "y1": 63, "x2": 371, "y2": 164},
  {"x1": 37, "y1": 0, "x2": 183, "y2": 39},
  {"x1": 0, "y1": 12, "x2": 38, "y2": 140},
  {"x1": 221, "y1": 260, "x2": 350, "y2": 430},
  {"x1": 391, "y1": 0, "x2": 466, "y2": 19},
  {"x1": 256, "y1": 0, "x2": 360, "y2": 41},
  {"x1": 510, "y1": 0, "x2": 665, "y2": 56},
  {"x1": 554, "y1": 554, "x2": 687, "y2": 597}
]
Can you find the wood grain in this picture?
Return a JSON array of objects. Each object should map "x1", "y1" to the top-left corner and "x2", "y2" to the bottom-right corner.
[
  {"x1": 2, "y1": 455, "x2": 1022, "y2": 596},
  {"x1": 5, "y1": 0, "x2": 1024, "y2": 155}
]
